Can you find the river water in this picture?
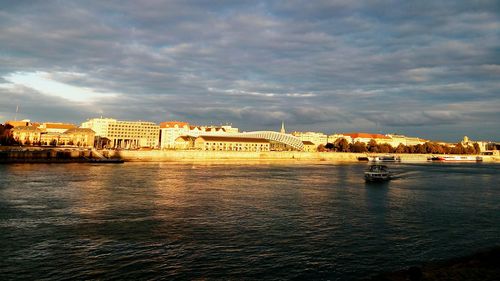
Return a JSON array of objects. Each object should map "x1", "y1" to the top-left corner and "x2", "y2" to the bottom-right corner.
[{"x1": 0, "y1": 162, "x2": 498, "y2": 280}]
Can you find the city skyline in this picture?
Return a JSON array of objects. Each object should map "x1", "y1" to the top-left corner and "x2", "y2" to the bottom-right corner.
[{"x1": 1, "y1": 1, "x2": 499, "y2": 142}]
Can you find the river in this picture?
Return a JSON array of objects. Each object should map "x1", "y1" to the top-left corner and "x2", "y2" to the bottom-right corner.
[{"x1": 0, "y1": 162, "x2": 498, "y2": 280}]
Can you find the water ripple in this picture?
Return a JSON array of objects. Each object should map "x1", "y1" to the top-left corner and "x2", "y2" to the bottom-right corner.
[{"x1": 0, "y1": 162, "x2": 498, "y2": 280}]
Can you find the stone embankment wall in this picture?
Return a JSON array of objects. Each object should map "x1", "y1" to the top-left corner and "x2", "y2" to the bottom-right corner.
[
  {"x1": 0, "y1": 147, "x2": 497, "y2": 163},
  {"x1": 0, "y1": 148, "x2": 93, "y2": 163},
  {"x1": 108, "y1": 150, "x2": 499, "y2": 162}
]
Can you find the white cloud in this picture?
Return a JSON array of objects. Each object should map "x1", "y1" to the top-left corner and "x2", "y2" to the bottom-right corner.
[{"x1": 2, "y1": 71, "x2": 119, "y2": 103}]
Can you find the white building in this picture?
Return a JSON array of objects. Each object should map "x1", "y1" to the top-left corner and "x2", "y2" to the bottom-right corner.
[
  {"x1": 292, "y1": 131, "x2": 329, "y2": 145},
  {"x1": 38, "y1": 122, "x2": 77, "y2": 134},
  {"x1": 159, "y1": 121, "x2": 239, "y2": 149},
  {"x1": 81, "y1": 117, "x2": 159, "y2": 149}
]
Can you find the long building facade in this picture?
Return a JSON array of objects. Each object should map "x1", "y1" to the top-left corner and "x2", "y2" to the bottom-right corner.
[
  {"x1": 81, "y1": 118, "x2": 159, "y2": 149},
  {"x1": 292, "y1": 131, "x2": 328, "y2": 146},
  {"x1": 192, "y1": 136, "x2": 270, "y2": 151},
  {"x1": 159, "y1": 121, "x2": 239, "y2": 149}
]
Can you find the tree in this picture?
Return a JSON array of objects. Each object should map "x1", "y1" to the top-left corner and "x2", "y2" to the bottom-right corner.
[
  {"x1": 395, "y1": 143, "x2": 408, "y2": 153},
  {"x1": 351, "y1": 141, "x2": 367, "y2": 153},
  {"x1": 465, "y1": 145, "x2": 476, "y2": 155},
  {"x1": 334, "y1": 138, "x2": 350, "y2": 152},
  {"x1": 378, "y1": 143, "x2": 393, "y2": 153},
  {"x1": 324, "y1": 143, "x2": 334, "y2": 151},
  {"x1": 317, "y1": 144, "x2": 327, "y2": 152},
  {"x1": 0, "y1": 124, "x2": 15, "y2": 145},
  {"x1": 473, "y1": 143, "x2": 481, "y2": 154},
  {"x1": 412, "y1": 144, "x2": 426, "y2": 154},
  {"x1": 451, "y1": 143, "x2": 466, "y2": 154},
  {"x1": 367, "y1": 139, "x2": 379, "y2": 153}
]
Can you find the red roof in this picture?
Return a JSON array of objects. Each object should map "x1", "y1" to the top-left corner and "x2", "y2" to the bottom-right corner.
[
  {"x1": 160, "y1": 121, "x2": 189, "y2": 128},
  {"x1": 342, "y1": 133, "x2": 390, "y2": 139},
  {"x1": 44, "y1": 123, "x2": 76, "y2": 129}
]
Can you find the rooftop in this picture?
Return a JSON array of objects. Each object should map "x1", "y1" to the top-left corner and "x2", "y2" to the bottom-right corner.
[
  {"x1": 342, "y1": 133, "x2": 391, "y2": 139},
  {"x1": 196, "y1": 135, "x2": 269, "y2": 143}
]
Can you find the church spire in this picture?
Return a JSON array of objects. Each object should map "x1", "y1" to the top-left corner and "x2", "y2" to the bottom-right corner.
[{"x1": 280, "y1": 121, "x2": 286, "y2": 134}]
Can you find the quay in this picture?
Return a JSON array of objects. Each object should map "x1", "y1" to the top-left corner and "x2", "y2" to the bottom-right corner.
[
  {"x1": 1, "y1": 147, "x2": 498, "y2": 163},
  {"x1": 0, "y1": 147, "x2": 123, "y2": 163}
]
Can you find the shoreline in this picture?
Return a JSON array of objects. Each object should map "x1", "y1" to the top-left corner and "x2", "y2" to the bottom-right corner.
[{"x1": 0, "y1": 147, "x2": 498, "y2": 163}]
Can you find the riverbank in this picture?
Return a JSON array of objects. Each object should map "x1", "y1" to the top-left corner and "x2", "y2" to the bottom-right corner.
[
  {"x1": 109, "y1": 149, "x2": 499, "y2": 163},
  {"x1": 0, "y1": 147, "x2": 123, "y2": 163},
  {"x1": 1, "y1": 147, "x2": 498, "y2": 163},
  {"x1": 367, "y1": 246, "x2": 500, "y2": 281}
]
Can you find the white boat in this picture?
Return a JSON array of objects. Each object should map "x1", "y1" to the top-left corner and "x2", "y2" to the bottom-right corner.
[
  {"x1": 364, "y1": 165, "x2": 392, "y2": 182},
  {"x1": 433, "y1": 156, "x2": 482, "y2": 162},
  {"x1": 370, "y1": 155, "x2": 401, "y2": 162}
]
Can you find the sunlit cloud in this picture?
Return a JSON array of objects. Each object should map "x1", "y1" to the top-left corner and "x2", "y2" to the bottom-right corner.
[
  {"x1": 0, "y1": 1, "x2": 499, "y2": 140},
  {"x1": 208, "y1": 87, "x2": 316, "y2": 98},
  {"x1": 2, "y1": 71, "x2": 119, "y2": 103}
]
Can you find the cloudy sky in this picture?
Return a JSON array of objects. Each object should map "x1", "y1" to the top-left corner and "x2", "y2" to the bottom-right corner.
[{"x1": 1, "y1": 1, "x2": 499, "y2": 141}]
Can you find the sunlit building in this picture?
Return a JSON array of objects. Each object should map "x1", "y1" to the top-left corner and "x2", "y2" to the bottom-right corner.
[
  {"x1": 39, "y1": 128, "x2": 95, "y2": 147},
  {"x1": 302, "y1": 141, "x2": 317, "y2": 152},
  {"x1": 461, "y1": 136, "x2": 489, "y2": 153},
  {"x1": 11, "y1": 126, "x2": 42, "y2": 145},
  {"x1": 38, "y1": 122, "x2": 76, "y2": 134},
  {"x1": 292, "y1": 131, "x2": 328, "y2": 146},
  {"x1": 6, "y1": 119, "x2": 33, "y2": 128},
  {"x1": 328, "y1": 134, "x2": 353, "y2": 144},
  {"x1": 329, "y1": 133, "x2": 427, "y2": 147},
  {"x1": 339, "y1": 133, "x2": 391, "y2": 144},
  {"x1": 81, "y1": 117, "x2": 159, "y2": 149},
  {"x1": 159, "y1": 121, "x2": 239, "y2": 149},
  {"x1": 385, "y1": 134, "x2": 426, "y2": 147},
  {"x1": 174, "y1": 136, "x2": 196, "y2": 150},
  {"x1": 193, "y1": 136, "x2": 270, "y2": 151}
]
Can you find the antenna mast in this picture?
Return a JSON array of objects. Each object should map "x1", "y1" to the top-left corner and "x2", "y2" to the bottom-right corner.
[{"x1": 15, "y1": 105, "x2": 19, "y2": 121}]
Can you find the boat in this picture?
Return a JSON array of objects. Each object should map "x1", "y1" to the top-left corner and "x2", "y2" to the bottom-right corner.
[
  {"x1": 364, "y1": 165, "x2": 392, "y2": 182},
  {"x1": 370, "y1": 155, "x2": 401, "y2": 162},
  {"x1": 431, "y1": 156, "x2": 483, "y2": 162}
]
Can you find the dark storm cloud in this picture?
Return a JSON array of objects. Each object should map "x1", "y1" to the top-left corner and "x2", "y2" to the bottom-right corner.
[{"x1": 0, "y1": 0, "x2": 499, "y2": 141}]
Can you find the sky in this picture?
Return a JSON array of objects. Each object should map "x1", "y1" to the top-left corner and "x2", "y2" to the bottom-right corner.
[{"x1": 0, "y1": 1, "x2": 499, "y2": 141}]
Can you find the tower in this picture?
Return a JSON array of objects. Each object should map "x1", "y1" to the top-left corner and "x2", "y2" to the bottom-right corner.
[{"x1": 280, "y1": 121, "x2": 285, "y2": 134}]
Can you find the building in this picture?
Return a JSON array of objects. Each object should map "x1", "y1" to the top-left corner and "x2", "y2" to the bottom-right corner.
[
  {"x1": 194, "y1": 135, "x2": 270, "y2": 151},
  {"x1": 385, "y1": 134, "x2": 426, "y2": 147},
  {"x1": 38, "y1": 122, "x2": 76, "y2": 134},
  {"x1": 160, "y1": 121, "x2": 190, "y2": 149},
  {"x1": 12, "y1": 126, "x2": 94, "y2": 147},
  {"x1": 159, "y1": 121, "x2": 239, "y2": 149},
  {"x1": 340, "y1": 133, "x2": 392, "y2": 145},
  {"x1": 328, "y1": 134, "x2": 353, "y2": 144},
  {"x1": 62, "y1": 128, "x2": 95, "y2": 147},
  {"x1": 302, "y1": 141, "x2": 317, "y2": 152},
  {"x1": 11, "y1": 126, "x2": 42, "y2": 145},
  {"x1": 6, "y1": 119, "x2": 32, "y2": 127},
  {"x1": 80, "y1": 118, "x2": 114, "y2": 137},
  {"x1": 81, "y1": 117, "x2": 159, "y2": 149},
  {"x1": 174, "y1": 136, "x2": 196, "y2": 150},
  {"x1": 292, "y1": 131, "x2": 328, "y2": 146},
  {"x1": 36, "y1": 128, "x2": 95, "y2": 147},
  {"x1": 461, "y1": 136, "x2": 489, "y2": 153},
  {"x1": 330, "y1": 133, "x2": 427, "y2": 147}
]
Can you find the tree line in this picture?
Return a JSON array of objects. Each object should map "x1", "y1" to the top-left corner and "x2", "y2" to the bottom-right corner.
[{"x1": 317, "y1": 138, "x2": 481, "y2": 155}]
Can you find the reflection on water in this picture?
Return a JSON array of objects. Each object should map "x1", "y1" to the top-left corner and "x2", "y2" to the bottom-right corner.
[{"x1": 0, "y1": 162, "x2": 499, "y2": 280}]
